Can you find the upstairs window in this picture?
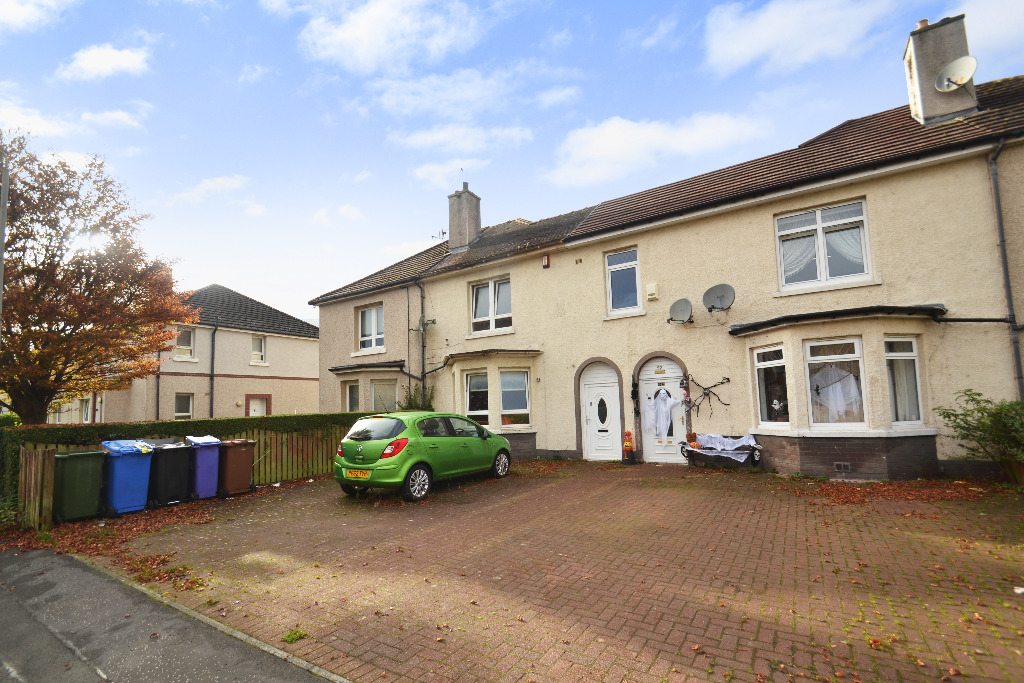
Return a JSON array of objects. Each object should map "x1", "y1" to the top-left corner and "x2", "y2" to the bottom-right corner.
[
  {"x1": 175, "y1": 328, "x2": 194, "y2": 358},
  {"x1": 251, "y1": 335, "x2": 266, "y2": 363},
  {"x1": 359, "y1": 305, "x2": 384, "y2": 349},
  {"x1": 606, "y1": 248, "x2": 641, "y2": 314},
  {"x1": 777, "y1": 201, "x2": 870, "y2": 289},
  {"x1": 471, "y1": 278, "x2": 512, "y2": 332}
]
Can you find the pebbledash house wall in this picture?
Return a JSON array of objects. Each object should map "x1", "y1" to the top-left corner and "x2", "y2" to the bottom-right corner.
[
  {"x1": 101, "y1": 325, "x2": 319, "y2": 421},
  {"x1": 409, "y1": 144, "x2": 1024, "y2": 478},
  {"x1": 317, "y1": 286, "x2": 424, "y2": 413}
]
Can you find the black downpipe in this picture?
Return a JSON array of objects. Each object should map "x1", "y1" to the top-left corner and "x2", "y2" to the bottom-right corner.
[
  {"x1": 990, "y1": 138, "x2": 1024, "y2": 399},
  {"x1": 209, "y1": 318, "x2": 218, "y2": 417},
  {"x1": 415, "y1": 281, "x2": 427, "y2": 388},
  {"x1": 155, "y1": 349, "x2": 161, "y2": 420}
]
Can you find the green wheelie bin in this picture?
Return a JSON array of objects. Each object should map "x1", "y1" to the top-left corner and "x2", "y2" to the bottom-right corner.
[{"x1": 53, "y1": 450, "x2": 106, "y2": 523}]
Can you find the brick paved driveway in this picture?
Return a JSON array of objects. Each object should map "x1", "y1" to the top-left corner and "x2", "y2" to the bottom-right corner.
[{"x1": 117, "y1": 463, "x2": 1024, "y2": 682}]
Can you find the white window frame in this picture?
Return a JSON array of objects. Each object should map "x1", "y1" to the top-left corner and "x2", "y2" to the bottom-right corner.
[
  {"x1": 499, "y1": 370, "x2": 530, "y2": 427},
  {"x1": 79, "y1": 398, "x2": 91, "y2": 423},
  {"x1": 885, "y1": 337, "x2": 924, "y2": 425},
  {"x1": 776, "y1": 200, "x2": 872, "y2": 292},
  {"x1": 346, "y1": 382, "x2": 360, "y2": 412},
  {"x1": 605, "y1": 248, "x2": 643, "y2": 316},
  {"x1": 371, "y1": 380, "x2": 398, "y2": 411},
  {"x1": 804, "y1": 338, "x2": 867, "y2": 428},
  {"x1": 358, "y1": 305, "x2": 384, "y2": 350},
  {"x1": 175, "y1": 327, "x2": 195, "y2": 359},
  {"x1": 753, "y1": 345, "x2": 788, "y2": 425},
  {"x1": 465, "y1": 373, "x2": 489, "y2": 424},
  {"x1": 251, "y1": 335, "x2": 267, "y2": 364},
  {"x1": 174, "y1": 393, "x2": 194, "y2": 421},
  {"x1": 470, "y1": 278, "x2": 512, "y2": 334}
]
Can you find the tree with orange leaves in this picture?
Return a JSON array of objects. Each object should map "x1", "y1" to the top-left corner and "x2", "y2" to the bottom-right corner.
[{"x1": 1, "y1": 132, "x2": 198, "y2": 425}]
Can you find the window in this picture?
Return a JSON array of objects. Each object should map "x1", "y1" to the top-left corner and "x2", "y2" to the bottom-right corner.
[
  {"x1": 346, "y1": 383, "x2": 360, "y2": 412},
  {"x1": 417, "y1": 417, "x2": 450, "y2": 438},
  {"x1": 754, "y1": 346, "x2": 788, "y2": 423},
  {"x1": 371, "y1": 380, "x2": 397, "y2": 411},
  {"x1": 251, "y1": 336, "x2": 266, "y2": 363},
  {"x1": 466, "y1": 374, "x2": 489, "y2": 424},
  {"x1": 886, "y1": 338, "x2": 922, "y2": 423},
  {"x1": 79, "y1": 398, "x2": 91, "y2": 423},
  {"x1": 499, "y1": 371, "x2": 530, "y2": 425},
  {"x1": 605, "y1": 248, "x2": 641, "y2": 314},
  {"x1": 777, "y1": 201, "x2": 869, "y2": 288},
  {"x1": 174, "y1": 393, "x2": 194, "y2": 420},
  {"x1": 805, "y1": 339, "x2": 865, "y2": 425},
  {"x1": 471, "y1": 278, "x2": 512, "y2": 332},
  {"x1": 449, "y1": 416, "x2": 484, "y2": 437},
  {"x1": 359, "y1": 305, "x2": 384, "y2": 349},
  {"x1": 175, "y1": 328, "x2": 194, "y2": 358}
]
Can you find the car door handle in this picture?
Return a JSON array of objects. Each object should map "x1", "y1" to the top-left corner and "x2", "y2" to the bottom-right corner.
[{"x1": 427, "y1": 444, "x2": 439, "y2": 450}]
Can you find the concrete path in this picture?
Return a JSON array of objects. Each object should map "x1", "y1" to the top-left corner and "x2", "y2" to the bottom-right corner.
[{"x1": 0, "y1": 549, "x2": 344, "y2": 682}]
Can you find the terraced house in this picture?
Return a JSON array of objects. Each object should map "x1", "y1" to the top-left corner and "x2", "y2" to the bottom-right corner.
[{"x1": 312, "y1": 16, "x2": 1023, "y2": 480}]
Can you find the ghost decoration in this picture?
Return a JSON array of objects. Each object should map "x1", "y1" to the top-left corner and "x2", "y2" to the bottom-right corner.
[{"x1": 643, "y1": 388, "x2": 682, "y2": 437}]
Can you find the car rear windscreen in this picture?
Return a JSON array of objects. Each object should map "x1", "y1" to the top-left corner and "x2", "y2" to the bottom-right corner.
[{"x1": 344, "y1": 417, "x2": 406, "y2": 441}]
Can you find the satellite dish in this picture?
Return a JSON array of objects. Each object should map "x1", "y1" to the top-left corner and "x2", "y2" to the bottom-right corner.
[
  {"x1": 935, "y1": 55, "x2": 977, "y2": 92},
  {"x1": 668, "y1": 298, "x2": 693, "y2": 324},
  {"x1": 703, "y1": 284, "x2": 735, "y2": 313}
]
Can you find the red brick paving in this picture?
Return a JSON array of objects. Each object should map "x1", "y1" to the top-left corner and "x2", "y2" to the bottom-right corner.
[{"x1": 114, "y1": 464, "x2": 1024, "y2": 682}]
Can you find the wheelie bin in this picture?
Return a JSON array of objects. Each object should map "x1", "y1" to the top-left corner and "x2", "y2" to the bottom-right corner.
[
  {"x1": 144, "y1": 440, "x2": 192, "y2": 507},
  {"x1": 218, "y1": 439, "x2": 256, "y2": 496},
  {"x1": 186, "y1": 435, "x2": 221, "y2": 499},
  {"x1": 53, "y1": 449, "x2": 105, "y2": 523},
  {"x1": 100, "y1": 440, "x2": 154, "y2": 515}
]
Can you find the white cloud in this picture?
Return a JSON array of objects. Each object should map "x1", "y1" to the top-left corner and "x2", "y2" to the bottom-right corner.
[
  {"x1": 352, "y1": 170, "x2": 372, "y2": 182},
  {"x1": 122, "y1": 146, "x2": 144, "y2": 157},
  {"x1": 951, "y1": 0, "x2": 1024, "y2": 60},
  {"x1": 705, "y1": 0, "x2": 893, "y2": 76},
  {"x1": 55, "y1": 44, "x2": 151, "y2": 81},
  {"x1": 231, "y1": 199, "x2": 267, "y2": 216},
  {"x1": 40, "y1": 151, "x2": 92, "y2": 171},
  {"x1": 172, "y1": 174, "x2": 249, "y2": 203},
  {"x1": 336, "y1": 204, "x2": 364, "y2": 220},
  {"x1": 536, "y1": 85, "x2": 580, "y2": 108},
  {"x1": 547, "y1": 113, "x2": 766, "y2": 187},
  {"x1": 0, "y1": 0, "x2": 78, "y2": 33},
  {"x1": 239, "y1": 63, "x2": 269, "y2": 83},
  {"x1": 389, "y1": 124, "x2": 531, "y2": 153},
  {"x1": 413, "y1": 157, "x2": 489, "y2": 189},
  {"x1": 312, "y1": 204, "x2": 364, "y2": 225},
  {"x1": 544, "y1": 28, "x2": 572, "y2": 49},
  {"x1": 0, "y1": 91, "x2": 74, "y2": 136},
  {"x1": 623, "y1": 16, "x2": 679, "y2": 50},
  {"x1": 370, "y1": 67, "x2": 515, "y2": 119},
  {"x1": 81, "y1": 109, "x2": 143, "y2": 128},
  {"x1": 285, "y1": 0, "x2": 481, "y2": 75}
]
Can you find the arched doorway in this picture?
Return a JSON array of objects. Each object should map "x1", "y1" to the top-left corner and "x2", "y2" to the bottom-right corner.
[
  {"x1": 579, "y1": 362, "x2": 623, "y2": 460},
  {"x1": 638, "y1": 357, "x2": 687, "y2": 463}
]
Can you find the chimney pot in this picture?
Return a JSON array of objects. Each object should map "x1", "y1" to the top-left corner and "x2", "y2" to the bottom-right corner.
[
  {"x1": 917, "y1": 19, "x2": 929, "y2": 29},
  {"x1": 463, "y1": 181, "x2": 469, "y2": 191}
]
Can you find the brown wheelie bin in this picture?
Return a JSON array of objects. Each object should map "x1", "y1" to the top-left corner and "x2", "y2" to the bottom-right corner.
[{"x1": 218, "y1": 439, "x2": 256, "y2": 496}]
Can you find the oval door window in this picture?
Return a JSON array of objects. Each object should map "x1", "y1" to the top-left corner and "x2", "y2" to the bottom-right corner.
[{"x1": 597, "y1": 398, "x2": 608, "y2": 424}]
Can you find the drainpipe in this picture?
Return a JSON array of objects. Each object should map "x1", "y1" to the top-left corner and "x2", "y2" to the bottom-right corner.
[
  {"x1": 414, "y1": 280, "x2": 427, "y2": 389},
  {"x1": 990, "y1": 138, "x2": 1024, "y2": 399},
  {"x1": 209, "y1": 318, "x2": 218, "y2": 417},
  {"x1": 155, "y1": 349, "x2": 161, "y2": 420}
]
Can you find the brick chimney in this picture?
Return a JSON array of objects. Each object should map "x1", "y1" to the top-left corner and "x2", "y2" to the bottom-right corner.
[
  {"x1": 448, "y1": 182, "x2": 481, "y2": 253},
  {"x1": 904, "y1": 15, "x2": 978, "y2": 125}
]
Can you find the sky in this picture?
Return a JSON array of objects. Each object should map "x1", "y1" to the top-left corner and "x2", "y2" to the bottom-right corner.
[{"x1": 3, "y1": 0, "x2": 1024, "y2": 323}]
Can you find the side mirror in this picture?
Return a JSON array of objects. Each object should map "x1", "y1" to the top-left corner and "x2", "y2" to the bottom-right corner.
[{"x1": 481, "y1": 431, "x2": 491, "y2": 439}]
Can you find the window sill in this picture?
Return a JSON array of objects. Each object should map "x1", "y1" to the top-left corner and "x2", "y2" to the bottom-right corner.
[
  {"x1": 498, "y1": 425, "x2": 534, "y2": 433},
  {"x1": 466, "y1": 327, "x2": 515, "y2": 340},
  {"x1": 250, "y1": 361, "x2": 269, "y2": 367},
  {"x1": 604, "y1": 308, "x2": 646, "y2": 321},
  {"x1": 172, "y1": 356, "x2": 199, "y2": 363},
  {"x1": 750, "y1": 426, "x2": 939, "y2": 438},
  {"x1": 775, "y1": 278, "x2": 881, "y2": 298},
  {"x1": 351, "y1": 346, "x2": 387, "y2": 358}
]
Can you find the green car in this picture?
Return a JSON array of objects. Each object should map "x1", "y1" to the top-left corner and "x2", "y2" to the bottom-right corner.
[{"x1": 335, "y1": 411, "x2": 512, "y2": 501}]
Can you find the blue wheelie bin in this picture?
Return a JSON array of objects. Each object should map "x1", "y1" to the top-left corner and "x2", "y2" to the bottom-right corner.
[
  {"x1": 101, "y1": 440, "x2": 154, "y2": 515},
  {"x1": 186, "y1": 436, "x2": 221, "y2": 500}
]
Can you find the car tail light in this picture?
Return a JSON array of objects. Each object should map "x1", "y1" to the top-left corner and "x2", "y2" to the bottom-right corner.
[
  {"x1": 381, "y1": 438, "x2": 408, "y2": 458},
  {"x1": 337, "y1": 443, "x2": 344, "y2": 456}
]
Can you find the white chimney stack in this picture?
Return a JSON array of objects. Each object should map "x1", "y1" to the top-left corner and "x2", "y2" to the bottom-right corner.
[
  {"x1": 448, "y1": 182, "x2": 481, "y2": 253},
  {"x1": 904, "y1": 14, "x2": 978, "y2": 125}
]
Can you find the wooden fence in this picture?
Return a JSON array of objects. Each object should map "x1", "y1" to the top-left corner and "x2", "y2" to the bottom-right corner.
[
  {"x1": 17, "y1": 426, "x2": 348, "y2": 527},
  {"x1": 19, "y1": 448, "x2": 55, "y2": 530}
]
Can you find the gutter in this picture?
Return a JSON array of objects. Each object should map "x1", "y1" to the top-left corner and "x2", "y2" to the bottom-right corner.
[{"x1": 989, "y1": 138, "x2": 1024, "y2": 398}]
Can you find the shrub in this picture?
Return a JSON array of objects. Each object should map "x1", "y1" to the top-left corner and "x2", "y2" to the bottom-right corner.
[
  {"x1": 935, "y1": 389, "x2": 1024, "y2": 485},
  {"x1": 398, "y1": 384, "x2": 434, "y2": 411}
]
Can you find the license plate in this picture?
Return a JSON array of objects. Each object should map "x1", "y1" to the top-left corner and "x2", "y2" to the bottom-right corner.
[{"x1": 346, "y1": 469, "x2": 370, "y2": 479}]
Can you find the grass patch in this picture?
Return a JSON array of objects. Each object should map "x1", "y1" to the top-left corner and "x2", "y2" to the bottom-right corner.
[{"x1": 282, "y1": 628, "x2": 308, "y2": 644}]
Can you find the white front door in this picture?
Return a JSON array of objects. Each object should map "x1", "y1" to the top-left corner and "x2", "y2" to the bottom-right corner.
[
  {"x1": 639, "y1": 358, "x2": 687, "y2": 464},
  {"x1": 248, "y1": 398, "x2": 267, "y2": 417},
  {"x1": 580, "y1": 363, "x2": 622, "y2": 461}
]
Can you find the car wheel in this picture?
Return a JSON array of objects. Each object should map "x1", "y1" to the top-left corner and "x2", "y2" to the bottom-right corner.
[
  {"x1": 492, "y1": 450, "x2": 511, "y2": 478},
  {"x1": 340, "y1": 484, "x2": 365, "y2": 497},
  {"x1": 401, "y1": 464, "x2": 431, "y2": 502}
]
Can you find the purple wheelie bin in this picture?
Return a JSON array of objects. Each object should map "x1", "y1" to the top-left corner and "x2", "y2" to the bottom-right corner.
[{"x1": 186, "y1": 435, "x2": 221, "y2": 499}]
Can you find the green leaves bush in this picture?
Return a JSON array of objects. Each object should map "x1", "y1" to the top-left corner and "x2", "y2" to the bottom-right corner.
[{"x1": 935, "y1": 389, "x2": 1024, "y2": 485}]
